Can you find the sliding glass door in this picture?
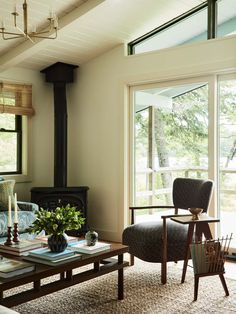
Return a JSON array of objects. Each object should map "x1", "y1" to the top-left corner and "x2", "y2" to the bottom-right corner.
[
  {"x1": 219, "y1": 75, "x2": 236, "y2": 248},
  {"x1": 131, "y1": 79, "x2": 209, "y2": 222},
  {"x1": 130, "y1": 74, "x2": 236, "y2": 250}
]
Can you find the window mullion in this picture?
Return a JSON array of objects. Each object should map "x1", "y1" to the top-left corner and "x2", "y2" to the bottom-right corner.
[
  {"x1": 16, "y1": 115, "x2": 22, "y2": 173},
  {"x1": 207, "y1": 0, "x2": 218, "y2": 39}
]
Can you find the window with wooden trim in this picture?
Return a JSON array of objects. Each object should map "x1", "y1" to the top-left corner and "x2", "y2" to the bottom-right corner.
[
  {"x1": 128, "y1": 0, "x2": 236, "y2": 55},
  {"x1": 0, "y1": 82, "x2": 34, "y2": 175}
]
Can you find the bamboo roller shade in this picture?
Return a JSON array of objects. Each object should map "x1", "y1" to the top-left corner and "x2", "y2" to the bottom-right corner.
[{"x1": 0, "y1": 82, "x2": 34, "y2": 116}]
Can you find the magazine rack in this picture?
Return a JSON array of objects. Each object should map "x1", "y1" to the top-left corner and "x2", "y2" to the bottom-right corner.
[{"x1": 190, "y1": 234, "x2": 232, "y2": 301}]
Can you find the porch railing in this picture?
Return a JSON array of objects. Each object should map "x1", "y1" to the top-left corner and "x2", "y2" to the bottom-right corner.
[{"x1": 135, "y1": 166, "x2": 236, "y2": 204}]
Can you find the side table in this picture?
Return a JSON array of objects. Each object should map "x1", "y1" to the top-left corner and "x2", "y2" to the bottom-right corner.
[{"x1": 171, "y1": 214, "x2": 220, "y2": 283}]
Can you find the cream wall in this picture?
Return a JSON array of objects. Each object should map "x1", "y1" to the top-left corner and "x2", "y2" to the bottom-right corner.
[
  {"x1": 68, "y1": 35, "x2": 236, "y2": 242},
  {"x1": 1, "y1": 35, "x2": 236, "y2": 242},
  {"x1": 1, "y1": 67, "x2": 54, "y2": 200}
]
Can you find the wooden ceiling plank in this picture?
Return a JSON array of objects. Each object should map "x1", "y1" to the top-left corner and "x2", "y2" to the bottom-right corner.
[{"x1": 0, "y1": 0, "x2": 105, "y2": 72}]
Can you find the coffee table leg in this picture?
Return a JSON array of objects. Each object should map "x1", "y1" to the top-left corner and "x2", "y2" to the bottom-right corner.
[
  {"x1": 118, "y1": 254, "x2": 124, "y2": 300},
  {"x1": 34, "y1": 280, "x2": 41, "y2": 291},
  {"x1": 94, "y1": 262, "x2": 100, "y2": 271},
  {"x1": 66, "y1": 270, "x2": 72, "y2": 280}
]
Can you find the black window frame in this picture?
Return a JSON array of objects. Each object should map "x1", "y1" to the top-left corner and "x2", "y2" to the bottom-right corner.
[
  {"x1": 0, "y1": 115, "x2": 22, "y2": 175},
  {"x1": 128, "y1": 0, "x2": 218, "y2": 55}
]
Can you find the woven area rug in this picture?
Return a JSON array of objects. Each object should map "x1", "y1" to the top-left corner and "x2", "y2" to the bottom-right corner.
[{"x1": 10, "y1": 259, "x2": 236, "y2": 314}]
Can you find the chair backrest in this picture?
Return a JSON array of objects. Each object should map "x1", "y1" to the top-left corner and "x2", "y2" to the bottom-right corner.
[{"x1": 172, "y1": 178, "x2": 213, "y2": 213}]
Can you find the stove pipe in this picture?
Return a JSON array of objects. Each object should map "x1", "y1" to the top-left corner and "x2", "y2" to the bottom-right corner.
[{"x1": 41, "y1": 62, "x2": 78, "y2": 187}]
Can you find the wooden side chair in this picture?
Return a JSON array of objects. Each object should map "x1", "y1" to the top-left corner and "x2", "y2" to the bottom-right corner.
[{"x1": 122, "y1": 177, "x2": 213, "y2": 284}]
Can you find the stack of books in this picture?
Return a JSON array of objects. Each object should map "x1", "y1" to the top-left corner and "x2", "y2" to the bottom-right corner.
[
  {"x1": 0, "y1": 240, "x2": 42, "y2": 256},
  {"x1": 0, "y1": 257, "x2": 35, "y2": 278},
  {"x1": 69, "y1": 241, "x2": 111, "y2": 254},
  {"x1": 24, "y1": 247, "x2": 81, "y2": 266}
]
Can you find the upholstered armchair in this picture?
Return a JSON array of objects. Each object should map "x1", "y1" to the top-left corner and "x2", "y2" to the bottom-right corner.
[
  {"x1": 0, "y1": 202, "x2": 38, "y2": 242},
  {"x1": 0, "y1": 180, "x2": 38, "y2": 242},
  {"x1": 122, "y1": 177, "x2": 213, "y2": 284}
]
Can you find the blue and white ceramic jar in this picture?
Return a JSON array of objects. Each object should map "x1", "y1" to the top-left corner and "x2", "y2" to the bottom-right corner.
[{"x1": 85, "y1": 230, "x2": 98, "y2": 246}]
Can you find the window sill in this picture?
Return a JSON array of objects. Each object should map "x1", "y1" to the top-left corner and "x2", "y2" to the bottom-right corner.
[{"x1": 2, "y1": 174, "x2": 32, "y2": 183}]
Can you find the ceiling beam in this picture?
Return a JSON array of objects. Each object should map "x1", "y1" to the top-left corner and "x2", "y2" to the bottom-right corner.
[{"x1": 0, "y1": 0, "x2": 105, "y2": 72}]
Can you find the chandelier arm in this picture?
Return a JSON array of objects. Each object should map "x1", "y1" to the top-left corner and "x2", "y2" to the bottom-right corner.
[
  {"x1": 14, "y1": 26, "x2": 34, "y2": 43},
  {"x1": 1, "y1": 32, "x2": 24, "y2": 40},
  {"x1": 16, "y1": 26, "x2": 35, "y2": 43},
  {"x1": 26, "y1": 34, "x2": 35, "y2": 44},
  {"x1": 16, "y1": 26, "x2": 26, "y2": 36},
  {"x1": 31, "y1": 31, "x2": 58, "y2": 40},
  {"x1": 2, "y1": 36, "x2": 24, "y2": 40},
  {"x1": 31, "y1": 29, "x2": 57, "y2": 36},
  {"x1": 0, "y1": 30, "x2": 24, "y2": 36}
]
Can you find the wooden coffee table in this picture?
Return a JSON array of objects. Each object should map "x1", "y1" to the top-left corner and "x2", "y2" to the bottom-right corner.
[{"x1": 0, "y1": 243, "x2": 129, "y2": 308}]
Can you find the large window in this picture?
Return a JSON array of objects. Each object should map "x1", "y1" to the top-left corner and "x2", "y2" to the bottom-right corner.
[
  {"x1": 219, "y1": 75, "x2": 236, "y2": 248},
  {"x1": 130, "y1": 74, "x2": 236, "y2": 250},
  {"x1": 132, "y1": 81, "x2": 209, "y2": 208},
  {"x1": 218, "y1": 0, "x2": 236, "y2": 37},
  {"x1": 132, "y1": 5, "x2": 208, "y2": 55},
  {"x1": 129, "y1": 0, "x2": 236, "y2": 55},
  {"x1": 0, "y1": 114, "x2": 22, "y2": 174},
  {"x1": 0, "y1": 82, "x2": 34, "y2": 175}
]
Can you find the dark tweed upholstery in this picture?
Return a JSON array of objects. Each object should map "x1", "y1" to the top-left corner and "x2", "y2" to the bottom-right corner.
[
  {"x1": 123, "y1": 220, "x2": 188, "y2": 262},
  {"x1": 122, "y1": 178, "x2": 213, "y2": 264},
  {"x1": 172, "y1": 178, "x2": 213, "y2": 212}
]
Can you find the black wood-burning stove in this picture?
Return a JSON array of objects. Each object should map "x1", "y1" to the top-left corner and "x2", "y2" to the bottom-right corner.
[
  {"x1": 31, "y1": 186, "x2": 88, "y2": 235},
  {"x1": 31, "y1": 62, "x2": 88, "y2": 235}
]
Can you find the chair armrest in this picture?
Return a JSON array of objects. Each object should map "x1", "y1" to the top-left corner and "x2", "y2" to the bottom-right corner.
[
  {"x1": 129, "y1": 206, "x2": 175, "y2": 210},
  {"x1": 17, "y1": 201, "x2": 39, "y2": 212},
  {"x1": 129, "y1": 205, "x2": 175, "y2": 224},
  {"x1": 161, "y1": 214, "x2": 183, "y2": 219}
]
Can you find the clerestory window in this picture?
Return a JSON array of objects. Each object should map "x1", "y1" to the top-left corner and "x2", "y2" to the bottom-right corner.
[{"x1": 128, "y1": 0, "x2": 236, "y2": 55}]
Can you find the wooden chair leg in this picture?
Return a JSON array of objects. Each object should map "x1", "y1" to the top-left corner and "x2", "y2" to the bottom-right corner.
[
  {"x1": 194, "y1": 275, "x2": 199, "y2": 301},
  {"x1": 219, "y1": 274, "x2": 229, "y2": 296},
  {"x1": 161, "y1": 217, "x2": 167, "y2": 284},
  {"x1": 161, "y1": 261, "x2": 167, "y2": 284},
  {"x1": 181, "y1": 223, "x2": 194, "y2": 283},
  {"x1": 130, "y1": 254, "x2": 134, "y2": 266},
  {"x1": 200, "y1": 222, "x2": 213, "y2": 240}
]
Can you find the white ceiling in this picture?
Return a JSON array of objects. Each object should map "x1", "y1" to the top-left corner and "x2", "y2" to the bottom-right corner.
[{"x1": 0, "y1": 0, "x2": 206, "y2": 72}]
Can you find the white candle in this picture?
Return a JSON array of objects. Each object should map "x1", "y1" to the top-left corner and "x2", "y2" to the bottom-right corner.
[
  {"x1": 14, "y1": 193, "x2": 18, "y2": 223},
  {"x1": 53, "y1": 16, "x2": 58, "y2": 28},
  {"x1": 49, "y1": 10, "x2": 53, "y2": 19},
  {"x1": 8, "y1": 195, "x2": 12, "y2": 227},
  {"x1": 32, "y1": 25, "x2": 36, "y2": 33}
]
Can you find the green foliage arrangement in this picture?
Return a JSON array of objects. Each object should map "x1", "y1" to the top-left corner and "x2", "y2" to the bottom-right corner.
[{"x1": 27, "y1": 204, "x2": 85, "y2": 236}]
